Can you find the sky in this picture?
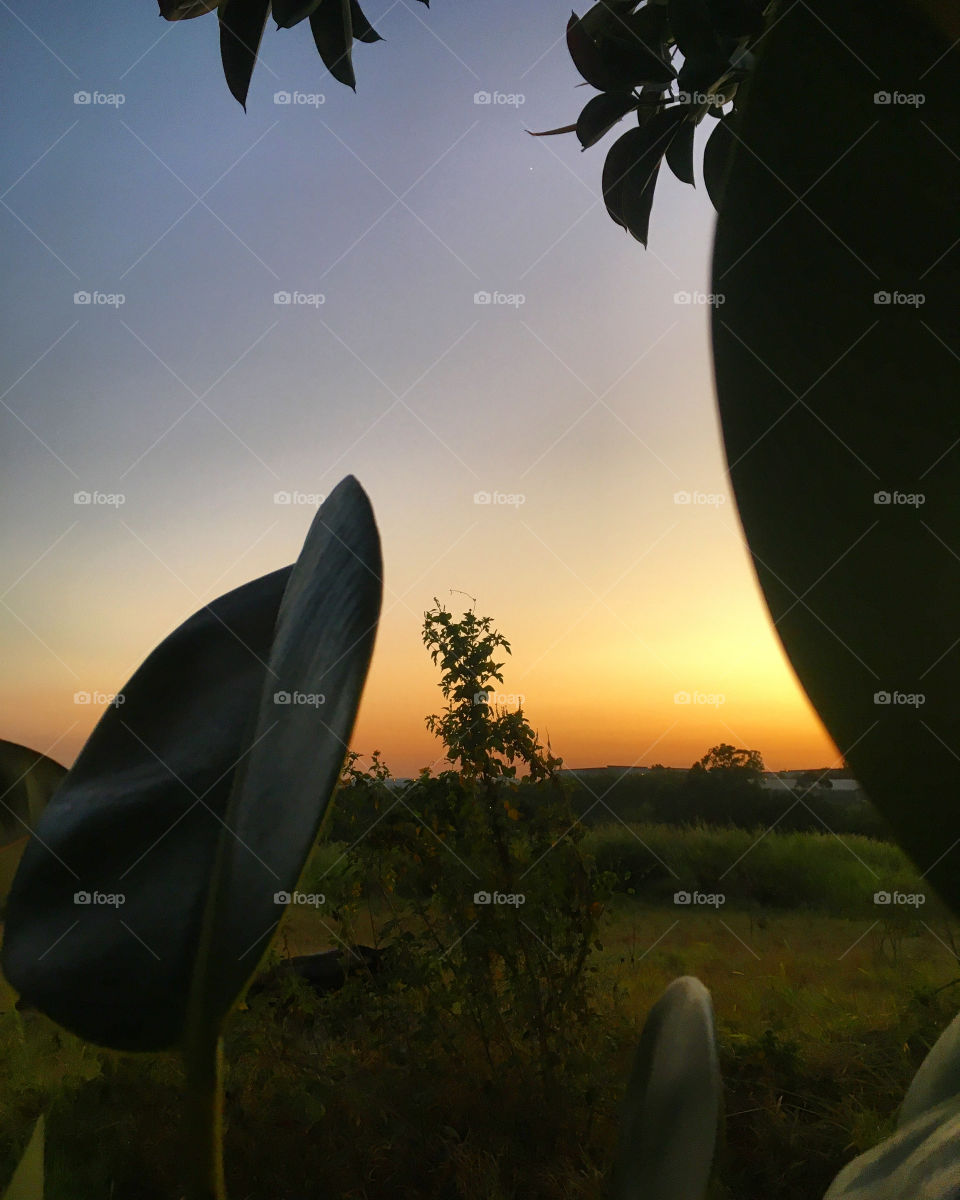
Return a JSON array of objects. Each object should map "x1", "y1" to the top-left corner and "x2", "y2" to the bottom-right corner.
[{"x1": 0, "y1": 0, "x2": 842, "y2": 777}]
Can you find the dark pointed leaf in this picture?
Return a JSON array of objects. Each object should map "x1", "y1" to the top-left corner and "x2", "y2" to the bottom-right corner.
[
  {"x1": 310, "y1": 0, "x2": 356, "y2": 90},
  {"x1": 577, "y1": 92, "x2": 641, "y2": 149},
  {"x1": 668, "y1": 0, "x2": 721, "y2": 58},
  {"x1": 610, "y1": 977, "x2": 720, "y2": 1200},
  {"x1": 350, "y1": 0, "x2": 382, "y2": 42},
  {"x1": 567, "y1": 10, "x2": 676, "y2": 92},
  {"x1": 159, "y1": 0, "x2": 218, "y2": 18},
  {"x1": 2, "y1": 477, "x2": 382, "y2": 1051},
  {"x1": 527, "y1": 123, "x2": 580, "y2": 137},
  {"x1": 664, "y1": 117, "x2": 695, "y2": 183},
  {"x1": 712, "y1": 0, "x2": 960, "y2": 915},
  {"x1": 602, "y1": 108, "x2": 684, "y2": 242},
  {"x1": 702, "y1": 115, "x2": 735, "y2": 209},
  {"x1": 273, "y1": 0, "x2": 322, "y2": 30},
  {"x1": 219, "y1": 0, "x2": 271, "y2": 109}
]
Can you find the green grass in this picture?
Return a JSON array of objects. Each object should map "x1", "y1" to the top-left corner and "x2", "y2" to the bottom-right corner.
[{"x1": 2, "y1": 826, "x2": 959, "y2": 1199}]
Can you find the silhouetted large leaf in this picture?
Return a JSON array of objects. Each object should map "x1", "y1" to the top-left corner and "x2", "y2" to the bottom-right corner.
[
  {"x1": 609, "y1": 976, "x2": 721, "y2": 1199},
  {"x1": 603, "y1": 108, "x2": 684, "y2": 243},
  {"x1": 349, "y1": 0, "x2": 382, "y2": 42},
  {"x1": 1, "y1": 477, "x2": 382, "y2": 1051},
  {"x1": 664, "y1": 118, "x2": 695, "y2": 184},
  {"x1": 712, "y1": 0, "x2": 960, "y2": 911},
  {"x1": 219, "y1": 0, "x2": 271, "y2": 108},
  {"x1": 310, "y1": 0, "x2": 356, "y2": 90},
  {"x1": 273, "y1": 0, "x2": 322, "y2": 30},
  {"x1": 577, "y1": 92, "x2": 642, "y2": 149},
  {"x1": 0, "y1": 741, "x2": 66, "y2": 850},
  {"x1": 567, "y1": 9, "x2": 676, "y2": 92}
]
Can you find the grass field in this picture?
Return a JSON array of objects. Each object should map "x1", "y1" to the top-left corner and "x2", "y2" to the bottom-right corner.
[{"x1": 2, "y1": 827, "x2": 959, "y2": 1199}]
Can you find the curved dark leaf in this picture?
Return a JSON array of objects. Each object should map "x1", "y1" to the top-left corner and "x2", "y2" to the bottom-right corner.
[
  {"x1": 603, "y1": 107, "x2": 685, "y2": 242},
  {"x1": 2, "y1": 477, "x2": 382, "y2": 1050},
  {"x1": 350, "y1": 0, "x2": 382, "y2": 43},
  {"x1": 310, "y1": 0, "x2": 356, "y2": 90},
  {"x1": 712, "y1": 0, "x2": 960, "y2": 913},
  {"x1": 664, "y1": 117, "x2": 695, "y2": 183},
  {"x1": 702, "y1": 114, "x2": 735, "y2": 208},
  {"x1": 220, "y1": 0, "x2": 271, "y2": 108},
  {"x1": 527, "y1": 123, "x2": 580, "y2": 137},
  {"x1": 273, "y1": 0, "x2": 322, "y2": 30},
  {"x1": 567, "y1": 10, "x2": 676, "y2": 92},
  {"x1": 159, "y1": 0, "x2": 218, "y2": 18},
  {"x1": 577, "y1": 91, "x2": 641, "y2": 149},
  {"x1": 668, "y1": 0, "x2": 721, "y2": 58}
]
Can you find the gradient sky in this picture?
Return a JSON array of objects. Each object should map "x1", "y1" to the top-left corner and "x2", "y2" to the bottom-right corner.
[{"x1": 0, "y1": 0, "x2": 841, "y2": 777}]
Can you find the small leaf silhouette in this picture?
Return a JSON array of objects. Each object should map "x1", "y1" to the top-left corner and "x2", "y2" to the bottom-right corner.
[
  {"x1": 577, "y1": 92, "x2": 641, "y2": 148},
  {"x1": 350, "y1": 0, "x2": 382, "y2": 42},
  {"x1": 310, "y1": 0, "x2": 356, "y2": 90},
  {"x1": 665, "y1": 117, "x2": 695, "y2": 183}
]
